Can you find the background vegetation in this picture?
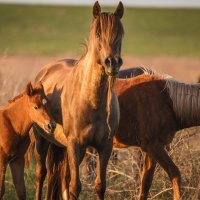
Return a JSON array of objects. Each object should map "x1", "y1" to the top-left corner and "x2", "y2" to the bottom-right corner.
[{"x1": 0, "y1": 4, "x2": 200, "y2": 56}]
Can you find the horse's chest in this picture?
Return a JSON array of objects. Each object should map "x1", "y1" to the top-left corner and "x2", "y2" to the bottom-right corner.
[
  {"x1": 77, "y1": 114, "x2": 108, "y2": 145},
  {"x1": 67, "y1": 101, "x2": 115, "y2": 145}
]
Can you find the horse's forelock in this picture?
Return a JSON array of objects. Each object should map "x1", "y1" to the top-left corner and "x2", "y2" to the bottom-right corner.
[
  {"x1": 100, "y1": 13, "x2": 124, "y2": 43},
  {"x1": 90, "y1": 13, "x2": 124, "y2": 45}
]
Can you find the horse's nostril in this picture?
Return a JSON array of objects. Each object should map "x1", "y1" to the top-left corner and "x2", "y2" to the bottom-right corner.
[
  {"x1": 117, "y1": 57, "x2": 123, "y2": 67},
  {"x1": 47, "y1": 123, "x2": 52, "y2": 131},
  {"x1": 105, "y1": 57, "x2": 111, "y2": 66},
  {"x1": 105, "y1": 56, "x2": 122, "y2": 68},
  {"x1": 51, "y1": 120, "x2": 56, "y2": 129}
]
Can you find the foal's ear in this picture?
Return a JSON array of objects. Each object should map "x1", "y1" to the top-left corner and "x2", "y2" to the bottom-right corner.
[
  {"x1": 93, "y1": 1, "x2": 101, "y2": 18},
  {"x1": 114, "y1": 1, "x2": 124, "y2": 19},
  {"x1": 26, "y1": 82, "x2": 33, "y2": 96}
]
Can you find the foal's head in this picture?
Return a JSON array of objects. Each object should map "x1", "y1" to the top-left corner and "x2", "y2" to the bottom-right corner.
[
  {"x1": 89, "y1": 1, "x2": 124, "y2": 76},
  {"x1": 25, "y1": 82, "x2": 56, "y2": 134}
]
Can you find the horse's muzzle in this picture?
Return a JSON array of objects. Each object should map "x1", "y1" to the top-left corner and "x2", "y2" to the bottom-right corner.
[
  {"x1": 104, "y1": 56, "x2": 123, "y2": 77},
  {"x1": 45, "y1": 120, "x2": 56, "y2": 134}
]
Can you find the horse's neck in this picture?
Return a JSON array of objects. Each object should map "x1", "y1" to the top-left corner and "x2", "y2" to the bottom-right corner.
[
  {"x1": 6, "y1": 96, "x2": 32, "y2": 136},
  {"x1": 77, "y1": 55, "x2": 111, "y2": 109}
]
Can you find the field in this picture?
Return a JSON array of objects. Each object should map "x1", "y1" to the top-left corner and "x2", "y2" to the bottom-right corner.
[
  {"x1": 0, "y1": 4, "x2": 200, "y2": 56},
  {"x1": 0, "y1": 3, "x2": 200, "y2": 200}
]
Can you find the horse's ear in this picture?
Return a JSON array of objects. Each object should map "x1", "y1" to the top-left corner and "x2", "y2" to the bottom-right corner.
[
  {"x1": 93, "y1": 1, "x2": 101, "y2": 18},
  {"x1": 114, "y1": 1, "x2": 124, "y2": 19},
  {"x1": 26, "y1": 82, "x2": 33, "y2": 96}
]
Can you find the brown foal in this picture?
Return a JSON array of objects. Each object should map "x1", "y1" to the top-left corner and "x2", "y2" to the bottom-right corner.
[{"x1": 0, "y1": 82, "x2": 55, "y2": 200}]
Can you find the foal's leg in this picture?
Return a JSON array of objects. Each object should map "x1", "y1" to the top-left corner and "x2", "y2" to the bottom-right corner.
[
  {"x1": 95, "y1": 139, "x2": 113, "y2": 200},
  {"x1": 10, "y1": 157, "x2": 26, "y2": 200},
  {"x1": 34, "y1": 128, "x2": 50, "y2": 200},
  {"x1": 0, "y1": 151, "x2": 7, "y2": 199},
  {"x1": 138, "y1": 153, "x2": 157, "y2": 200},
  {"x1": 146, "y1": 140, "x2": 181, "y2": 200}
]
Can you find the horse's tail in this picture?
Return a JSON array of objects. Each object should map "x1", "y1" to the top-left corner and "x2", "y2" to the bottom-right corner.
[
  {"x1": 25, "y1": 128, "x2": 35, "y2": 168},
  {"x1": 46, "y1": 144, "x2": 68, "y2": 200}
]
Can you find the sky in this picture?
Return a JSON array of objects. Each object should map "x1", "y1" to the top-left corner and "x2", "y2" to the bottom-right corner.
[{"x1": 1, "y1": 0, "x2": 200, "y2": 8}]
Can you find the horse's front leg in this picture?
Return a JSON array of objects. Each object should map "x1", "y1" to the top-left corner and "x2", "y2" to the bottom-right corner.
[
  {"x1": 67, "y1": 137, "x2": 83, "y2": 200},
  {"x1": 33, "y1": 127, "x2": 50, "y2": 200},
  {"x1": 0, "y1": 150, "x2": 7, "y2": 199},
  {"x1": 10, "y1": 156, "x2": 26, "y2": 200},
  {"x1": 95, "y1": 139, "x2": 113, "y2": 200}
]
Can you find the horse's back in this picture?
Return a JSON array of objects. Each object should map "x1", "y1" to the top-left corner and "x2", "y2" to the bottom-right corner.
[
  {"x1": 36, "y1": 59, "x2": 76, "y2": 83},
  {"x1": 118, "y1": 67, "x2": 144, "y2": 79},
  {"x1": 35, "y1": 58, "x2": 76, "y2": 122}
]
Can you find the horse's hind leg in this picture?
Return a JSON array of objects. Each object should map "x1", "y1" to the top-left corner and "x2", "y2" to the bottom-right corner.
[
  {"x1": 0, "y1": 150, "x2": 7, "y2": 199},
  {"x1": 145, "y1": 140, "x2": 181, "y2": 200},
  {"x1": 10, "y1": 157, "x2": 26, "y2": 200},
  {"x1": 138, "y1": 153, "x2": 156, "y2": 200},
  {"x1": 33, "y1": 127, "x2": 50, "y2": 200},
  {"x1": 95, "y1": 139, "x2": 113, "y2": 200}
]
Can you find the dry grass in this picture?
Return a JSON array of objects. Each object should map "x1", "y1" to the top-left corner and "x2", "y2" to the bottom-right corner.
[{"x1": 80, "y1": 129, "x2": 200, "y2": 200}]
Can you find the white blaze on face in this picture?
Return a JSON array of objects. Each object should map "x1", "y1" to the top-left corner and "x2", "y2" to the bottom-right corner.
[{"x1": 42, "y1": 98, "x2": 47, "y2": 105}]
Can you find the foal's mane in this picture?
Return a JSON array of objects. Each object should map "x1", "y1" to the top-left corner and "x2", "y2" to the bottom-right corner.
[
  {"x1": 8, "y1": 88, "x2": 43, "y2": 104},
  {"x1": 8, "y1": 92, "x2": 25, "y2": 103}
]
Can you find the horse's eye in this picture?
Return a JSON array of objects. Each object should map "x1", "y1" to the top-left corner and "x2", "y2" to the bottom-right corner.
[{"x1": 34, "y1": 105, "x2": 39, "y2": 110}]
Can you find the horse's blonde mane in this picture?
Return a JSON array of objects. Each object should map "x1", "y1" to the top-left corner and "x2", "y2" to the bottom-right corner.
[
  {"x1": 166, "y1": 79, "x2": 200, "y2": 126},
  {"x1": 86, "y1": 13, "x2": 124, "y2": 54},
  {"x1": 139, "y1": 66, "x2": 173, "y2": 79},
  {"x1": 134, "y1": 67, "x2": 200, "y2": 126},
  {"x1": 77, "y1": 13, "x2": 124, "y2": 66}
]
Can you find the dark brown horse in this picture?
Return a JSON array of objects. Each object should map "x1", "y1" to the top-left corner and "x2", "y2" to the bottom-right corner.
[
  {"x1": 0, "y1": 82, "x2": 55, "y2": 200},
  {"x1": 30, "y1": 1, "x2": 124, "y2": 199}
]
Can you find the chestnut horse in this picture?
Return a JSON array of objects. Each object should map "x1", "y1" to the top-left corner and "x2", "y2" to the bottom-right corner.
[
  {"x1": 30, "y1": 1, "x2": 124, "y2": 199},
  {"x1": 114, "y1": 70, "x2": 200, "y2": 200},
  {"x1": 85, "y1": 68, "x2": 199, "y2": 200},
  {"x1": 0, "y1": 82, "x2": 55, "y2": 200}
]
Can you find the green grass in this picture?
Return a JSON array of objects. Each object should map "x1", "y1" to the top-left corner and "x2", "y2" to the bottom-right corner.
[{"x1": 0, "y1": 4, "x2": 200, "y2": 57}]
